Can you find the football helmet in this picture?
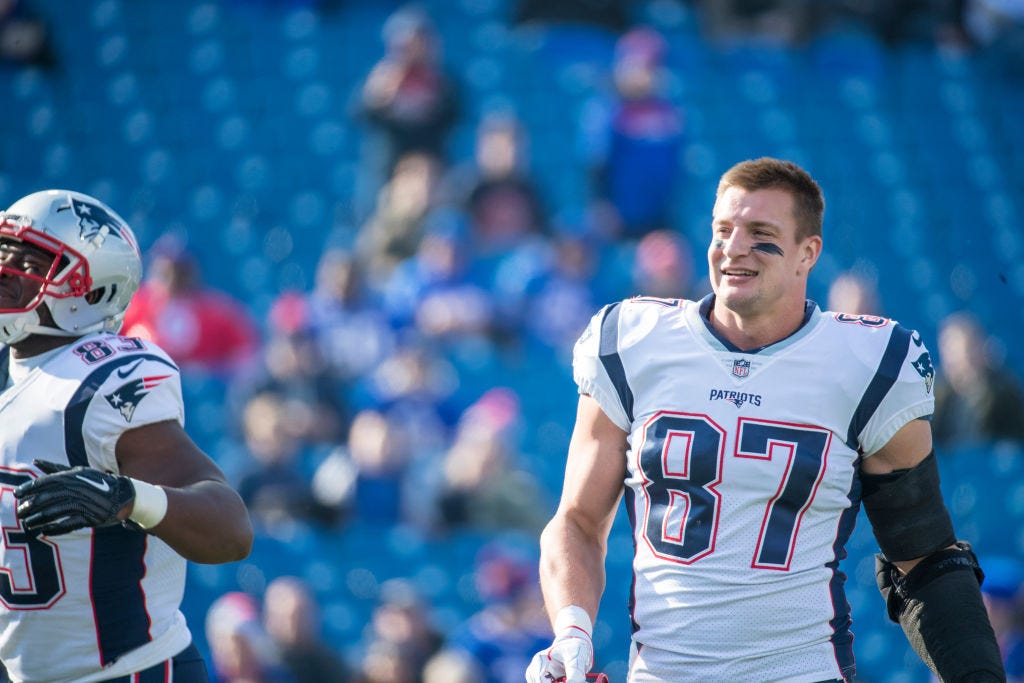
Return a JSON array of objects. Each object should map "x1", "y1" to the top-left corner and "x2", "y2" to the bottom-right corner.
[{"x1": 0, "y1": 189, "x2": 142, "y2": 344}]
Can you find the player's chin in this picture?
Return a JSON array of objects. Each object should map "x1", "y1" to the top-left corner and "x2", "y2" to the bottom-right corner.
[{"x1": 716, "y1": 287, "x2": 760, "y2": 312}]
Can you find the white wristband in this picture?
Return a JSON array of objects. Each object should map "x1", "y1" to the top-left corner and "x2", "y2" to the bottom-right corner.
[
  {"x1": 128, "y1": 478, "x2": 168, "y2": 529},
  {"x1": 554, "y1": 605, "x2": 593, "y2": 637}
]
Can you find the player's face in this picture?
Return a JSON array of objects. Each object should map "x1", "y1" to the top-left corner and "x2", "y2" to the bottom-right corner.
[
  {"x1": 0, "y1": 237, "x2": 55, "y2": 312},
  {"x1": 708, "y1": 186, "x2": 820, "y2": 321}
]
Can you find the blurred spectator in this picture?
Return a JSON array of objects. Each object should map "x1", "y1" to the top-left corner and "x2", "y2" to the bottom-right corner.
[
  {"x1": 423, "y1": 649, "x2": 484, "y2": 683},
  {"x1": 236, "y1": 392, "x2": 334, "y2": 529},
  {"x1": 700, "y1": 0, "x2": 978, "y2": 48},
  {"x1": 432, "y1": 388, "x2": 550, "y2": 534},
  {"x1": 311, "y1": 408, "x2": 416, "y2": 526},
  {"x1": 263, "y1": 577, "x2": 351, "y2": 683},
  {"x1": 355, "y1": 579, "x2": 444, "y2": 683},
  {"x1": 979, "y1": 557, "x2": 1024, "y2": 681},
  {"x1": 382, "y1": 212, "x2": 498, "y2": 343},
  {"x1": 123, "y1": 239, "x2": 259, "y2": 376},
  {"x1": 357, "y1": 152, "x2": 443, "y2": 285},
  {"x1": 0, "y1": 0, "x2": 54, "y2": 67},
  {"x1": 469, "y1": 173, "x2": 548, "y2": 260},
  {"x1": 932, "y1": 311, "x2": 1024, "y2": 447},
  {"x1": 504, "y1": 221, "x2": 598, "y2": 352},
  {"x1": 631, "y1": 228, "x2": 699, "y2": 299},
  {"x1": 443, "y1": 112, "x2": 549, "y2": 255},
  {"x1": 230, "y1": 292, "x2": 348, "y2": 447},
  {"x1": 303, "y1": 248, "x2": 395, "y2": 383},
  {"x1": 963, "y1": 0, "x2": 1024, "y2": 75},
  {"x1": 353, "y1": 640, "x2": 417, "y2": 683},
  {"x1": 206, "y1": 592, "x2": 295, "y2": 683},
  {"x1": 512, "y1": 0, "x2": 629, "y2": 31},
  {"x1": 579, "y1": 27, "x2": 685, "y2": 239},
  {"x1": 699, "y1": 0, "x2": 815, "y2": 45},
  {"x1": 446, "y1": 542, "x2": 552, "y2": 683},
  {"x1": 357, "y1": 4, "x2": 459, "y2": 177},
  {"x1": 354, "y1": 343, "x2": 460, "y2": 454},
  {"x1": 826, "y1": 269, "x2": 882, "y2": 315}
]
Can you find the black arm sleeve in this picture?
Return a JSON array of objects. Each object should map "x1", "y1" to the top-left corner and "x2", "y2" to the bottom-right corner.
[
  {"x1": 876, "y1": 543, "x2": 1005, "y2": 682},
  {"x1": 861, "y1": 451, "x2": 956, "y2": 562}
]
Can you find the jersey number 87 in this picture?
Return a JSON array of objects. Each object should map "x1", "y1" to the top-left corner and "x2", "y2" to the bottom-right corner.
[{"x1": 638, "y1": 412, "x2": 831, "y2": 570}]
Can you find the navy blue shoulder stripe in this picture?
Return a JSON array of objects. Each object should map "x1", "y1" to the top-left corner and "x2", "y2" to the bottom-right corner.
[
  {"x1": 64, "y1": 353, "x2": 178, "y2": 468},
  {"x1": 845, "y1": 325, "x2": 913, "y2": 450},
  {"x1": 598, "y1": 302, "x2": 634, "y2": 424},
  {"x1": 0, "y1": 346, "x2": 9, "y2": 391},
  {"x1": 62, "y1": 352, "x2": 177, "y2": 665}
]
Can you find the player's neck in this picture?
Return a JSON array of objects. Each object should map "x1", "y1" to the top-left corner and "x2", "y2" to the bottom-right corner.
[
  {"x1": 10, "y1": 334, "x2": 78, "y2": 360},
  {"x1": 710, "y1": 301, "x2": 807, "y2": 352}
]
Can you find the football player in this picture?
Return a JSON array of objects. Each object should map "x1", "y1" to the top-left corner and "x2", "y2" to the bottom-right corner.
[
  {"x1": 526, "y1": 158, "x2": 1004, "y2": 682},
  {"x1": 0, "y1": 190, "x2": 253, "y2": 682}
]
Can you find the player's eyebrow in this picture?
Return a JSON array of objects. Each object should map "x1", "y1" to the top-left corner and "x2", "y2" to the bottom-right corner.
[
  {"x1": 744, "y1": 220, "x2": 781, "y2": 232},
  {"x1": 712, "y1": 219, "x2": 781, "y2": 232}
]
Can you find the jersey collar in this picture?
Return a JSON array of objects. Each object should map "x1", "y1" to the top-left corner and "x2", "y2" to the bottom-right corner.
[
  {"x1": 7, "y1": 343, "x2": 66, "y2": 386},
  {"x1": 697, "y1": 293, "x2": 820, "y2": 354}
]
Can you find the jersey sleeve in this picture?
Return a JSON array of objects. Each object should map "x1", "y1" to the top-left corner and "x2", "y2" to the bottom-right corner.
[
  {"x1": 572, "y1": 303, "x2": 631, "y2": 431},
  {"x1": 858, "y1": 326, "x2": 936, "y2": 456},
  {"x1": 82, "y1": 355, "x2": 185, "y2": 473}
]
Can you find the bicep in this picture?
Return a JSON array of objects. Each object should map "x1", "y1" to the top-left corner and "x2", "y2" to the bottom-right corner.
[
  {"x1": 556, "y1": 394, "x2": 628, "y2": 537},
  {"x1": 861, "y1": 417, "x2": 933, "y2": 475},
  {"x1": 115, "y1": 420, "x2": 228, "y2": 488}
]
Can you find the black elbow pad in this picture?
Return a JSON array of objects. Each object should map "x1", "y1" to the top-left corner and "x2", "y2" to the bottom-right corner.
[{"x1": 876, "y1": 543, "x2": 1005, "y2": 682}]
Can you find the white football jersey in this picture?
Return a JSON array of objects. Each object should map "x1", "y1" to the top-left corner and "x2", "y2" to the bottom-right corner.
[
  {"x1": 573, "y1": 296, "x2": 936, "y2": 682},
  {"x1": 0, "y1": 333, "x2": 192, "y2": 683}
]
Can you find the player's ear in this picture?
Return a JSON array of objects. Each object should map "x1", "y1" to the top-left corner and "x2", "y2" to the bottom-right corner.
[{"x1": 798, "y1": 235, "x2": 822, "y2": 274}]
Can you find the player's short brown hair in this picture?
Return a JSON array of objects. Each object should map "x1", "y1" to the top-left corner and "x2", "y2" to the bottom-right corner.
[{"x1": 717, "y1": 157, "x2": 825, "y2": 241}]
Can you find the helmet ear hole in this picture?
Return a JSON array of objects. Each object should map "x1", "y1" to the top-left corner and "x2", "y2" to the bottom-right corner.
[{"x1": 84, "y1": 288, "x2": 105, "y2": 304}]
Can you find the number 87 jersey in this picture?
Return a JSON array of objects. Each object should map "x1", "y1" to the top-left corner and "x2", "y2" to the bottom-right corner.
[{"x1": 572, "y1": 296, "x2": 935, "y2": 682}]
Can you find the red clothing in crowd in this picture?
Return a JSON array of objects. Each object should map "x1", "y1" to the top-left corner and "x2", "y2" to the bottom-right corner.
[{"x1": 122, "y1": 282, "x2": 258, "y2": 373}]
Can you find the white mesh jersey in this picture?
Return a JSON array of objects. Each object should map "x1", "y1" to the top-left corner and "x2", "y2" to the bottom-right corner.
[
  {"x1": 0, "y1": 333, "x2": 192, "y2": 683},
  {"x1": 573, "y1": 296, "x2": 936, "y2": 682}
]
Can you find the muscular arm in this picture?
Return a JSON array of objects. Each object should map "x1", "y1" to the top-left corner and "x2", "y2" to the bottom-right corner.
[
  {"x1": 539, "y1": 394, "x2": 628, "y2": 625},
  {"x1": 116, "y1": 420, "x2": 253, "y2": 564}
]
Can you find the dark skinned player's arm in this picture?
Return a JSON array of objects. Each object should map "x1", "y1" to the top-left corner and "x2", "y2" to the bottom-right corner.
[{"x1": 117, "y1": 419, "x2": 253, "y2": 564}]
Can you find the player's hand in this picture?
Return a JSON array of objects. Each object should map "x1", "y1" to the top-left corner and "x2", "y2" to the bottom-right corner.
[
  {"x1": 14, "y1": 460, "x2": 136, "y2": 535},
  {"x1": 525, "y1": 608, "x2": 594, "y2": 683}
]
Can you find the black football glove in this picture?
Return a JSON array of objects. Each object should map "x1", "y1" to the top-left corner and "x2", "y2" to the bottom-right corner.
[{"x1": 14, "y1": 460, "x2": 136, "y2": 535}]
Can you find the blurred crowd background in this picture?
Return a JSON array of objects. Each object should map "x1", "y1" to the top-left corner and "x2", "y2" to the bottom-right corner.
[{"x1": 1, "y1": 0, "x2": 1024, "y2": 681}]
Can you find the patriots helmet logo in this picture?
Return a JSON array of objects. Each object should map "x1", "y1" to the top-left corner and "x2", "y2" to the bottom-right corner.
[
  {"x1": 104, "y1": 375, "x2": 170, "y2": 422},
  {"x1": 68, "y1": 196, "x2": 135, "y2": 250},
  {"x1": 911, "y1": 352, "x2": 934, "y2": 394}
]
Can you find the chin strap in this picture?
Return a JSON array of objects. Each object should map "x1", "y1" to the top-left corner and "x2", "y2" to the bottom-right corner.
[{"x1": 0, "y1": 308, "x2": 39, "y2": 345}]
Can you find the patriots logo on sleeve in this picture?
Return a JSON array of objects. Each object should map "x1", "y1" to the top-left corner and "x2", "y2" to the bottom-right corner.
[
  {"x1": 104, "y1": 375, "x2": 171, "y2": 422},
  {"x1": 911, "y1": 352, "x2": 934, "y2": 394}
]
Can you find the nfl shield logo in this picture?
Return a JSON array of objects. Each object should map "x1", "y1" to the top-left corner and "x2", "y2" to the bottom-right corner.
[{"x1": 732, "y1": 359, "x2": 751, "y2": 378}]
